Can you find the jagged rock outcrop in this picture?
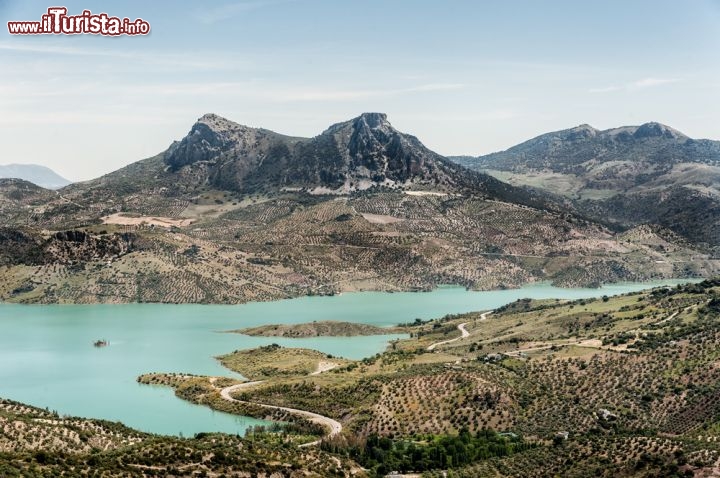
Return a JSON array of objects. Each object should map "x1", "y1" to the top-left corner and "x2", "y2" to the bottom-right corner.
[
  {"x1": 165, "y1": 114, "x2": 245, "y2": 171},
  {"x1": 44, "y1": 231, "x2": 136, "y2": 264}
]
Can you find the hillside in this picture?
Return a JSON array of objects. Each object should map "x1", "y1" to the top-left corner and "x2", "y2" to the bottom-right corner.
[
  {"x1": 449, "y1": 122, "x2": 720, "y2": 252},
  {"x1": 453, "y1": 122, "x2": 719, "y2": 179},
  {"x1": 135, "y1": 279, "x2": 720, "y2": 477},
  {"x1": 0, "y1": 114, "x2": 717, "y2": 304},
  {"x1": 0, "y1": 398, "x2": 360, "y2": 476},
  {"x1": 0, "y1": 178, "x2": 56, "y2": 215},
  {"x1": 0, "y1": 164, "x2": 72, "y2": 189}
]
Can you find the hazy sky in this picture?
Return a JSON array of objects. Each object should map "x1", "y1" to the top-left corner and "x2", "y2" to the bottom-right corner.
[{"x1": 1, "y1": 0, "x2": 719, "y2": 181}]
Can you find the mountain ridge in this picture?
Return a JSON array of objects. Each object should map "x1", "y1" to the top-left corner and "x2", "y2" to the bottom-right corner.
[
  {"x1": 164, "y1": 112, "x2": 489, "y2": 195},
  {"x1": 454, "y1": 122, "x2": 719, "y2": 169},
  {"x1": 158, "y1": 112, "x2": 576, "y2": 215},
  {"x1": 449, "y1": 121, "x2": 720, "y2": 251}
]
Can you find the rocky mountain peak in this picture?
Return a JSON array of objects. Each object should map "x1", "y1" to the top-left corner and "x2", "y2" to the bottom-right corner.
[
  {"x1": 564, "y1": 124, "x2": 599, "y2": 140},
  {"x1": 196, "y1": 113, "x2": 246, "y2": 133},
  {"x1": 633, "y1": 122, "x2": 687, "y2": 140},
  {"x1": 356, "y1": 112, "x2": 389, "y2": 128},
  {"x1": 313, "y1": 112, "x2": 445, "y2": 186},
  {"x1": 198, "y1": 112, "x2": 225, "y2": 123},
  {"x1": 322, "y1": 112, "x2": 392, "y2": 137},
  {"x1": 164, "y1": 114, "x2": 262, "y2": 171}
]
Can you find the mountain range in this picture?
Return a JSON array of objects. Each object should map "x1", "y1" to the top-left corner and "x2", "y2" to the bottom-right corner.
[
  {"x1": 450, "y1": 122, "x2": 720, "y2": 251},
  {"x1": 108, "y1": 112, "x2": 562, "y2": 210},
  {"x1": 0, "y1": 114, "x2": 717, "y2": 304}
]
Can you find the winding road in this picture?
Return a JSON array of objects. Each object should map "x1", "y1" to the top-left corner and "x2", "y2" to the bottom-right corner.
[
  {"x1": 427, "y1": 323, "x2": 469, "y2": 351},
  {"x1": 218, "y1": 381, "x2": 342, "y2": 447},
  {"x1": 215, "y1": 311, "x2": 492, "y2": 444},
  {"x1": 426, "y1": 310, "x2": 491, "y2": 351}
]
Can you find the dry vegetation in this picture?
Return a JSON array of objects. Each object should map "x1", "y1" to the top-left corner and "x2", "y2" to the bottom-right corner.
[
  {"x1": 0, "y1": 397, "x2": 360, "y2": 477},
  {"x1": 232, "y1": 321, "x2": 405, "y2": 338},
  {"x1": 218, "y1": 344, "x2": 352, "y2": 380},
  {"x1": 130, "y1": 279, "x2": 720, "y2": 477},
  {"x1": 2, "y1": 188, "x2": 716, "y2": 305}
]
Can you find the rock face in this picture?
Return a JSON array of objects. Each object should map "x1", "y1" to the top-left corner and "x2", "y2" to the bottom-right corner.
[
  {"x1": 320, "y1": 112, "x2": 446, "y2": 186},
  {"x1": 449, "y1": 122, "x2": 720, "y2": 250},
  {"x1": 44, "y1": 231, "x2": 136, "y2": 265},
  {"x1": 164, "y1": 114, "x2": 269, "y2": 171}
]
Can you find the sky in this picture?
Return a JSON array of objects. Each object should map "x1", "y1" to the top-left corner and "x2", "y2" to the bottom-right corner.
[{"x1": 1, "y1": 0, "x2": 719, "y2": 181}]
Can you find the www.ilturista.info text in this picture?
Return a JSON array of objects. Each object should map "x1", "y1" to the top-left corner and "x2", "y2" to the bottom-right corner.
[{"x1": 7, "y1": 7, "x2": 150, "y2": 36}]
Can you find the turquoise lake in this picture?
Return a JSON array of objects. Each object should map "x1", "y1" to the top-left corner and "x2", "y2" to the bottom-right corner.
[{"x1": 0, "y1": 280, "x2": 693, "y2": 436}]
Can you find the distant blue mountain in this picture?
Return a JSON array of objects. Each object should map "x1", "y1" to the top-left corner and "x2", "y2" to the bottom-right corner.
[{"x1": 0, "y1": 164, "x2": 72, "y2": 189}]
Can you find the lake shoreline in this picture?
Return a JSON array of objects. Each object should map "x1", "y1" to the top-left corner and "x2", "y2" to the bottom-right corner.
[
  {"x1": 0, "y1": 278, "x2": 703, "y2": 437},
  {"x1": 0, "y1": 277, "x2": 704, "y2": 307}
]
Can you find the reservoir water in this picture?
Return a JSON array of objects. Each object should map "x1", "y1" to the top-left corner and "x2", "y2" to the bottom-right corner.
[{"x1": 0, "y1": 280, "x2": 692, "y2": 436}]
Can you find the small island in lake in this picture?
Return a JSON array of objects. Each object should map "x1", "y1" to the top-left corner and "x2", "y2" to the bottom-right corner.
[{"x1": 229, "y1": 320, "x2": 406, "y2": 338}]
